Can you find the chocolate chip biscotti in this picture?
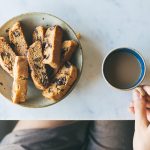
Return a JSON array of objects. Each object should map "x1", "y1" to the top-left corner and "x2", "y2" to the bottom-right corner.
[
  {"x1": 27, "y1": 41, "x2": 49, "y2": 90},
  {"x1": 12, "y1": 56, "x2": 28, "y2": 103},
  {"x1": 9, "y1": 22, "x2": 28, "y2": 56},
  {"x1": 61, "y1": 40, "x2": 78, "y2": 62},
  {"x1": 43, "y1": 25, "x2": 63, "y2": 68},
  {"x1": 0, "y1": 37, "x2": 16, "y2": 77},
  {"x1": 33, "y1": 26, "x2": 45, "y2": 43},
  {"x1": 42, "y1": 62, "x2": 77, "y2": 101}
]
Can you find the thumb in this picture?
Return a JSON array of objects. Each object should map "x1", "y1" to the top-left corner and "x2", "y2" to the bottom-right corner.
[{"x1": 133, "y1": 89, "x2": 148, "y2": 129}]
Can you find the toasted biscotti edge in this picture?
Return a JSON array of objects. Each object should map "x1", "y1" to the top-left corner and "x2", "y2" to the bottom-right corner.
[
  {"x1": 12, "y1": 56, "x2": 28, "y2": 103},
  {"x1": 27, "y1": 41, "x2": 49, "y2": 90},
  {"x1": 0, "y1": 37, "x2": 16, "y2": 77},
  {"x1": 42, "y1": 62, "x2": 77, "y2": 101}
]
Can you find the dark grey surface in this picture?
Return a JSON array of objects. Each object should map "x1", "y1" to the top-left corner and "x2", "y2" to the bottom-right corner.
[
  {"x1": 86, "y1": 121, "x2": 134, "y2": 150},
  {"x1": 0, "y1": 121, "x2": 17, "y2": 141},
  {"x1": 1, "y1": 121, "x2": 89, "y2": 150},
  {"x1": 0, "y1": 121, "x2": 134, "y2": 150}
]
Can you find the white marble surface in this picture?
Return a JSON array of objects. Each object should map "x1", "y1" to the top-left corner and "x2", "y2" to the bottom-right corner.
[{"x1": 0, "y1": 0, "x2": 150, "y2": 119}]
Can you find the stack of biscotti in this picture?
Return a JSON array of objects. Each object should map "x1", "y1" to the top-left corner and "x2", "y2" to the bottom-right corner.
[
  {"x1": 40, "y1": 26, "x2": 78, "y2": 101},
  {"x1": 32, "y1": 25, "x2": 79, "y2": 101},
  {"x1": 0, "y1": 21, "x2": 79, "y2": 104}
]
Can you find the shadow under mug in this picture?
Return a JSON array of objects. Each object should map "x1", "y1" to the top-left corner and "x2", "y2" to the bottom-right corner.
[{"x1": 102, "y1": 47, "x2": 146, "y2": 90}]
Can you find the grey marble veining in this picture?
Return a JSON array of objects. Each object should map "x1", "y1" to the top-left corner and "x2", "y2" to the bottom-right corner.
[{"x1": 0, "y1": 0, "x2": 150, "y2": 119}]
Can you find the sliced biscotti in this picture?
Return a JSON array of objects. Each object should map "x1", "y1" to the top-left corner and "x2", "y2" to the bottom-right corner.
[
  {"x1": 9, "y1": 21, "x2": 28, "y2": 56},
  {"x1": 27, "y1": 41, "x2": 49, "y2": 90},
  {"x1": 33, "y1": 26, "x2": 45, "y2": 43},
  {"x1": 49, "y1": 40, "x2": 78, "y2": 78},
  {"x1": 12, "y1": 56, "x2": 28, "y2": 103},
  {"x1": 61, "y1": 40, "x2": 78, "y2": 62},
  {"x1": 0, "y1": 37, "x2": 16, "y2": 76},
  {"x1": 42, "y1": 62, "x2": 77, "y2": 101},
  {"x1": 43, "y1": 25, "x2": 63, "y2": 68}
]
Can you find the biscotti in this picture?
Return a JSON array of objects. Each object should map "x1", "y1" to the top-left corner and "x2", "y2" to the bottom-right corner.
[
  {"x1": 33, "y1": 26, "x2": 45, "y2": 43},
  {"x1": 0, "y1": 37, "x2": 16, "y2": 76},
  {"x1": 42, "y1": 62, "x2": 77, "y2": 101},
  {"x1": 27, "y1": 41, "x2": 49, "y2": 90},
  {"x1": 12, "y1": 56, "x2": 28, "y2": 103},
  {"x1": 43, "y1": 25, "x2": 63, "y2": 68},
  {"x1": 9, "y1": 22, "x2": 28, "y2": 56},
  {"x1": 61, "y1": 40, "x2": 78, "y2": 62}
]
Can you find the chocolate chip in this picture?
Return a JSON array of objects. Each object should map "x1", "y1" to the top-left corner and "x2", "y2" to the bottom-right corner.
[
  {"x1": 44, "y1": 54, "x2": 50, "y2": 59},
  {"x1": 20, "y1": 76, "x2": 28, "y2": 80},
  {"x1": 1, "y1": 52, "x2": 11, "y2": 60},
  {"x1": 42, "y1": 17, "x2": 45, "y2": 20},
  {"x1": 37, "y1": 36, "x2": 42, "y2": 42},
  {"x1": 6, "y1": 62, "x2": 12, "y2": 70},
  {"x1": 10, "y1": 43, "x2": 15, "y2": 49},
  {"x1": 61, "y1": 47, "x2": 69, "y2": 56},
  {"x1": 57, "y1": 88, "x2": 61, "y2": 91},
  {"x1": 40, "y1": 73, "x2": 49, "y2": 87},
  {"x1": 64, "y1": 72, "x2": 69, "y2": 76},
  {"x1": 55, "y1": 77, "x2": 66, "y2": 85},
  {"x1": 13, "y1": 31, "x2": 20, "y2": 37},
  {"x1": 34, "y1": 64, "x2": 41, "y2": 69},
  {"x1": 42, "y1": 42, "x2": 46, "y2": 50},
  {"x1": 42, "y1": 72, "x2": 48, "y2": 79},
  {"x1": 34, "y1": 57, "x2": 42, "y2": 62},
  {"x1": 45, "y1": 43, "x2": 52, "y2": 49},
  {"x1": 65, "y1": 62, "x2": 71, "y2": 68},
  {"x1": 1, "y1": 38, "x2": 4, "y2": 42},
  {"x1": 61, "y1": 89, "x2": 65, "y2": 92},
  {"x1": 41, "y1": 78, "x2": 47, "y2": 87},
  {"x1": 0, "y1": 82, "x2": 3, "y2": 86},
  {"x1": 5, "y1": 28, "x2": 10, "y2": 33},
  {"x1": 63, "y1": 47, "x2": 69, "y2": 52}
]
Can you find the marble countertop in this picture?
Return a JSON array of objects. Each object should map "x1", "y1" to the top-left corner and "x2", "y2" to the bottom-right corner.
[{"x1": 0, "y1": 0, "x2": 150, "y2": 119}]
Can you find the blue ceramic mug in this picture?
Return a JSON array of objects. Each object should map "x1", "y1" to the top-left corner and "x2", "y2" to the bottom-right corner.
[{"x1": 102, "y1": 47, "x2": 146, "y2": 90}]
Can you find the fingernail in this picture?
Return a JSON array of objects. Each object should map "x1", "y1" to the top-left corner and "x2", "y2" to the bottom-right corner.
[{"x1": 133, "y1": 90, "x2": 141, "y2": 101}]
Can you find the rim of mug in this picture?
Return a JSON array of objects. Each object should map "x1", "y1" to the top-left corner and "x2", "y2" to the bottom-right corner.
[{"x1": 102, "y1": 47, "x2": 146, "y2": 91}]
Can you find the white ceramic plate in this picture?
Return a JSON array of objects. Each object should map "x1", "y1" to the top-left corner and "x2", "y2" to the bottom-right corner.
[{"x1": 0, "y1": 12, "x2": 83, "y2": 108}]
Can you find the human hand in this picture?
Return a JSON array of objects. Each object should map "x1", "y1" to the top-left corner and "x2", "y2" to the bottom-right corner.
[
  {"x1": 129, "y1": 86, "x2": 150, "y2": 150},
  {"x1": 129, "y1": 86, "x2": 150, "y2": 121}
]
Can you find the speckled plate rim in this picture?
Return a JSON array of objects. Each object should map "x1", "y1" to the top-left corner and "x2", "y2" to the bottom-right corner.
[
  {"x1": 102, "y1": 47, "x2": 146, "y2": 91},
  {"x1": 0, "y1": 12, "x2": 83, "y2": 108}
]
